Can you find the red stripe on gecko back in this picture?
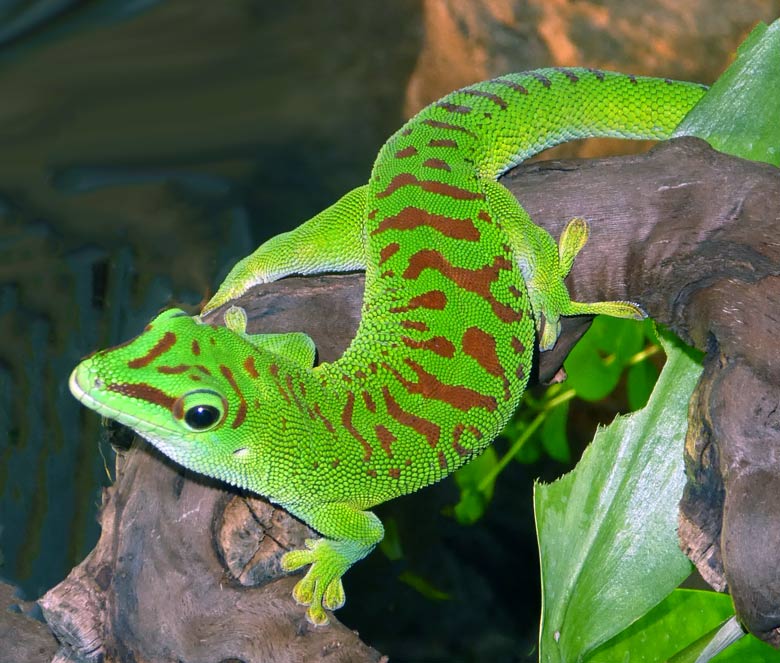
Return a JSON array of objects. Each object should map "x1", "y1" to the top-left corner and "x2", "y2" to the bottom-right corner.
[
  {"x1": 395, "y1": 145, "x2": 418, "y2": 158},
  {"x1": 268, "y1": 363, "x2": 291, "y2": 404},
  {"x1": 378, "y1": 242, "x2": 400, "y2": 266},
  {"x1": 401, "y1": 320, "x2": 429, "y2": 332},
  {"x1": 531, "y1": 72, "x2": 552, "y2": 87},
  {"x1": 422, "y1": 158, "x2": 452, "y2": 171},
  {"x1": 461, "y1": 88, "x2": 509, "y2": 110},
  {"x1": 436, "y1": 101, "x2": 472, "y2": 114},
  {"x1": 128, "y1": 332, "x2": 176, "y2": 368},
  {"x1": 362, "y1": 391, "x2": 377, "y2": 413},
  {"x1": 157, "y1": 364, "x2": 190, "y2": 374},
  {"x1": 403, "y1": 250, "x2": 524, "y2": 323},
  {"x1": 389, "y1": 290, "x2": 447, "y2": 314},
  {"x1": 375, "y1": 173, "x2": 484, "y2": 201},
  {"x1": 462, "y1": 326, "x2": 511, "y2": 401},
  {"x1": 375, "y1": 424, "x2": 397, "y2": 457},
  {"x1": 428, "y1": 138, "x2": 458, "y2": 148},
  {"x1": 385, "y1": 359, "x2": 497, "y2": 412},
  {"x1": 493, "y1": 78, "x2": 529, "y2": 95},
  {"x1": 421, "y1": 119, "x2": 478, "y2": 138},
  {"x1": 371, "y1": 207, "x2": 480, "y2": 241},
  {"x1": 342, "y1": 391, "x2": 373, "y2": 462},
  {"x1": 477, "y1": 210, "x2": 493, "y2": 224},
  {"x1": 312, "y1": 403, "x2": 336, "y2": 433},
  {"x1": 452, "y1": 423, "x2": 470, "y2": 457},
  {"x1": 401, "y1": 335, "x2": 456, "y2": 358},
  {"x1": 557, "y1": 68, "x2": 580, "y2": 83},
  {"x1": 511, "y1": 337, "x2": 527, "y2": 355},
  {"x1": 382, "y1": 386, "x2": 441, "y2": 449}
]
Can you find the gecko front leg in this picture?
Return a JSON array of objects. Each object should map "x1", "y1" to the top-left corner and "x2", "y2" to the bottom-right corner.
[
  {"x1": 280, "y1": 501, "x2": 384, "y2": 625},
  {"x1": 203, "y1": 185, "x2": 369, "y2": 314}
]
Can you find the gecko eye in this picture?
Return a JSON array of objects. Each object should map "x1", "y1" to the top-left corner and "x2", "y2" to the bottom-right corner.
[
  {"x1": 174, "y1": 389, "x2": 227, "y2": 432},
  {"x1": 185, "y1": 405, "x2": 220, "y2": 430}
]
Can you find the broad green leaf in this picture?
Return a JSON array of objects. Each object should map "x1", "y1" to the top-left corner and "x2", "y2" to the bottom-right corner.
[
  {"x1": 587, "y1": 589, "x2": 734, "y2": 662},
  {"x1": 672, "y1": 620, "x2": 780, "y2": 663},
  {"x1": 710, "y1": 632, "x2": 780, "y2": 662},
  {"x1": 535, "y1": 330, "x2": 703, "y2": 662},
  {"x1": 675, "y1": 20, "x2": 780, "y2": 166},
  {"x1": 591, "y1": 589, "x2": 780, "y2": 661}
]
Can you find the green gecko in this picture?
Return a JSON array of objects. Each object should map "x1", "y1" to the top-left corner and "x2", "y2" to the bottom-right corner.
[{"x1": 70, "y1": 67, "x2": 706, "y2": 625}]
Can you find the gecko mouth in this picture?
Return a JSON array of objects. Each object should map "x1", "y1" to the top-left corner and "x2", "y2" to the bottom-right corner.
[
  {"x1": 70, "y1": 363, "x2": 260, "y2": 495},
  {"x1": 68, "y1": 365, "x2": 174, "y2": 437}
]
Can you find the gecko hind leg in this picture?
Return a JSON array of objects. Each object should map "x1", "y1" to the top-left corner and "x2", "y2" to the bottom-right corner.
[
  {"x1": 483, "y1": 179, "x2": 644, "y2": 351},
  {"x1": 556, "y1": 215, "x2": 645, "y2": 322}
]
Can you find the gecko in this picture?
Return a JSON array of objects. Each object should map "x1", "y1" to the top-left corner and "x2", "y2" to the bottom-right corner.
[{"x1": 69, "y1": 67, "x2": 706, "y2": 625}]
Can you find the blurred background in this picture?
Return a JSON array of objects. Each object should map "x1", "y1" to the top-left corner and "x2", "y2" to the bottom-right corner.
[{"x1": 0, "y1": 1, "x2": 777, "y2": 659}]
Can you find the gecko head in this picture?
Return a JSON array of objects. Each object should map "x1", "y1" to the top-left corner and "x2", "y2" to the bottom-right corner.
[{"x1": 69, "y1": 308, "x2": 299, "y2": 490}]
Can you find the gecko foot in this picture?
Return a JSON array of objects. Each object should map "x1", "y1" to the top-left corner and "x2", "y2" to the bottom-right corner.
[{"x1": 282, "y1": 538, "x2": 349, "y2": 625}]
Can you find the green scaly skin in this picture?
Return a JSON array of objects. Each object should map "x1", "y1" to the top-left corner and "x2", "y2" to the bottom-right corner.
[{"x1": 70, "y1": 68, "x2": 706, "y2": 625}]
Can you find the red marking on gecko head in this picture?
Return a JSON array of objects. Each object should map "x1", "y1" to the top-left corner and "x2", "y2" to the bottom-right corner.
[
  {"x1": 244, "y1": 356, "x2": 259, "y2": 378},
  {"x1": 128, "y1": 332, "x2": 176, "y2": 368},
  {"x1": 106, "y1": 382, "x2": 175, "y2": 409},
  {"x1": 219, "y1": 364, "x2": 247, "y2": 429},
  {"x1": 157, "y1": 364, "x2": 190, "y2": 374}
]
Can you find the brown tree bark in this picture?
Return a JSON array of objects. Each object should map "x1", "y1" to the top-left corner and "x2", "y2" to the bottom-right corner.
[{"x1": 30, "y1": 138, "x2": 780, "y2": 661}]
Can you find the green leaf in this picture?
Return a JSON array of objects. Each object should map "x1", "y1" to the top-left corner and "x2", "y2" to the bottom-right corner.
[
  {"x1": 587, "y1": 589, "x2": 733, "y2": 662},
  {"x1": 673, "y1": 622, "x2": 780, "y2": 663},
  {"x1": 627, "y1": 359, "x2": 659, "y2": 410},
  {"x1": 564, "y1": 317, "x2": 645, "y2": 401},
  {"x1": 378, "y1": 516, "x2": 404, "y2": 561},
  {"x1": 674, "y1": 20, "x2": 780, "y2": 166},
  {"x1": 592, "y1": 590, "x2": 780, "y2": 662},
  {"x1": 535, "y1": 330, "x2": 703, "y2": 662},
  {"x1": 398, "y1": 570, "x2": 451, "y2": 601},
  {"x1": 453, "y1": 446, "x2": 498, "y2": 524},
  {"x1": 541, "y1": 400, "x2": 571, "y2": 463}
]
